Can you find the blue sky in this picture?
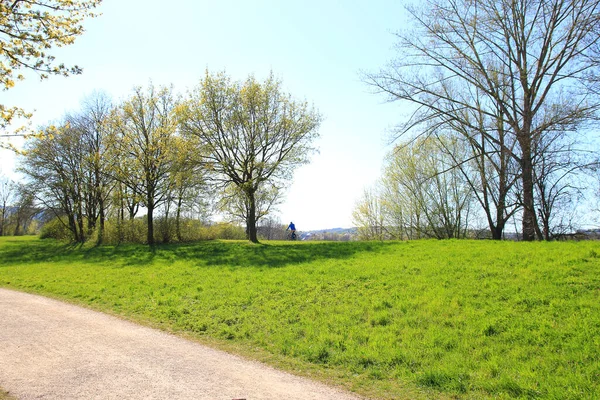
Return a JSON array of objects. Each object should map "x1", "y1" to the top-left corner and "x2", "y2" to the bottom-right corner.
[{"x1": 0, "y1": 0, "x2": 408, "y2": 230}]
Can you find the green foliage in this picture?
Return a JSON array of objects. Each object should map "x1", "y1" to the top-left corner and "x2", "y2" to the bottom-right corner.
[
  {"x1": 1, "y1": 237, "x2": 599, "y2": 399},
  {"x1": 38, "y1": 216, "x2": 246, "y2": 244},
  {"x1": 179, "y1": 70, "x2": 321, "y2": 242},
  {"x1": 205, "y1": 222, "x2": 246, "y2": 240},
  {"x1": 39, "y1": 218, "x2": 74, "y2": 240},
  {"x1": 354, "y1": 135, "x2": 474, "y2": 240},
  {"x1": 102, "y1": 218, "x2": 147, "y2": 244},
  {"x1": 0, "y1": 0, "x2": 101, "y2": 135},
  {"x1": 106, "y1": 84, "x2": 180, "y2": 245},
  {"x1": 99, "y1": 219, "x2": 245, "y2": 244}
]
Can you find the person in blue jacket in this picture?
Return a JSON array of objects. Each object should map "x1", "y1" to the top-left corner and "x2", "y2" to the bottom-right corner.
[{"x1": 287, "y1": 222, "x2": 297, "y2": 239}]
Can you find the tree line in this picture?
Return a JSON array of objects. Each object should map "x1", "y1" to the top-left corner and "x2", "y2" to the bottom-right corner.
[
  {"x1": 355, "y1": 0, "x2": 600, "y2": 241},
  {"x1": 12, "y1": 72, "x2": 320, "y2": 244},
  {"x1": 0, "y1": 2, "x2": 320, "y2": 245},
  {"x1": 0, "y1": 176, "x2": 39, "y2": 237},
  {"x1": 3, "y1": 0, "x2": 600, "y2": 243},
  {"x1": 353, "y1": 132, "x2": 596, "y2": 240}
]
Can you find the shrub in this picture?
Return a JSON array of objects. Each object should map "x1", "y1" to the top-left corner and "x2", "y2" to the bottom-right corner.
[
  {"x1": 102, "y1": 218, "x2": 147, "y2": 244},
  {"x1": 98, "y1": 218, "x2": 246, "y2": 244},
  {"x1": 39, "y1": 218, "x2": 73, "y2": 240},
  {"x1": 208, "y1": 222, "x2": 246, "y2": 240}
]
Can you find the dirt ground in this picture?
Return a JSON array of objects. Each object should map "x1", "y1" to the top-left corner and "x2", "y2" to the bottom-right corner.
[{"x1": 0, "y1": 288, "x2": 363, "y2": 400}]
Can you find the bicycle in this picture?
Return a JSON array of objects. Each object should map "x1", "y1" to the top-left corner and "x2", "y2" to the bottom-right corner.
[{"x1": 287, "y1": 231, "x2": 297, "y2": 240}]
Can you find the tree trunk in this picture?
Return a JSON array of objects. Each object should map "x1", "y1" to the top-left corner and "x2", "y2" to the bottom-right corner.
[
  {"x1": 147, "y1": 202, "x2": 155, "y2": 245},
  {"x1": 520, "y1": 139, "x2": 537, "y2": 241},
  {"x1": 176, "y1": 196, "x2": 183, "y2": 242},
  {"x1": 0, "y1": 207, "x2": 5, "y2": 237},
  {"x1": 146, "y1": 186, "x2": 155, "y2": 245},
  {"x1": 67, "y1": 213, "x2": 77, "y2": 241},
  {"x1": 76, "y1": 193, "x2": 85, "y2": 243},
  {"x1": 118, "y1": 183, "x2": 125, "y2": 243},
  {"x1": 162, "y1": 203, "x2": 170, "y2": 244},
  {"x1": 98, "y1": 198, "x2": 105, "y2": 245},
  {"x1": 77, "y1": 215, "x2": 85, "y2": 243},
  {"x1": 246, "y1": 190, "x2": 259, "y2": 243},
  {"x1": 491, "y1": 221, "x2": 503, "y2": 240},
  {"x1": 86, "y1": 198, "x2": 96, "y2": 235}
]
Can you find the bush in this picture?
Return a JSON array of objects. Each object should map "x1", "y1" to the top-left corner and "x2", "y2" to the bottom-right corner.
[
  {"x1": 40, "y1": 218, "x2": 73, "y2": 240},
  {"x1": 99, "y1": 218, "x2": 246, "y2": 244},
  {"x1": 155, "y1": 216, "x2": 176, "y2": 243},
  {"x1": 206, "y1": 222, "x2": 246, "y2": 240},
  {"x1": 176, "y1": 219, "x2": 212, "y2": 242},
  {"x1": 102, "y1": 218, "x2": 147, "y2": 244}
]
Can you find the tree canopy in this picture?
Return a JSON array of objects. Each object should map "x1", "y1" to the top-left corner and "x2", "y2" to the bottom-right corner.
[
  {"x1": 0, "y1": 0, "x2": 101, "y2": 135},
  {"x1": 366, "y1": 0, "x2": 600, "y2": 240},
  {"x1": 179, "y1": 71, "x2": 321, "y2": 243}
]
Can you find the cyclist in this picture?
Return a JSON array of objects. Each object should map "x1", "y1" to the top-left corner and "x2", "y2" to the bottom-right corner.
[{"x1": 287, "y1": 222, "x2": 297, "y2": 240}]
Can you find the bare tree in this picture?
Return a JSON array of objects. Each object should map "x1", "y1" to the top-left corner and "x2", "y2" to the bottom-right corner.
[
  {"x1": 257, "y1": 217, "x2": 287, "y2": 240},
  {"x1": 11, "y1": 183, "x2": 37, "y2": 235},
  {"x1": 0, "y1": 175, "x2": 16, "y2": 236},
  {"x1": 20, "y1": 123, "x2": 89, "y2": 242},
  {"x1": 179, "y1": 71, "x2": 321, "y2": 243},
  {"x1": 366, "y1": 0, "x2": 600, "y2": 240},
  {"x1": 66, "y1": 91, "x2": 113, "y2": 243},
  {"x1": 431, "y1": 85, "x2": 522, "y2": 239},
  {"x1": 531, "y1": 128, "x2": 591, "y2": 239}
]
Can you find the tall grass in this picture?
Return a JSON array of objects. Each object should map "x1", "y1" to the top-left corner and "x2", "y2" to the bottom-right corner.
[{"x1": 1, "y1": 237, "x2": 599, "y2": 399}]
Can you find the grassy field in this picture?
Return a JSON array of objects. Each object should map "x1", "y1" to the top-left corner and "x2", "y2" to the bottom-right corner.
[{"x1": 0, "y1": 236, "x2": 599, "y2": 399}]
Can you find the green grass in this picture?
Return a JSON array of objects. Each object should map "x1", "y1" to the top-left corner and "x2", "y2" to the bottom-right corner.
[{"x1": 1, "y1": 236, "x2": 599, "y2": 399}]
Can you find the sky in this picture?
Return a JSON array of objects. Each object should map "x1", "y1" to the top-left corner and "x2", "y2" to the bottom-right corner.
[{"x1": 0, "y1": 0, "x2": 409, "y2": 231}]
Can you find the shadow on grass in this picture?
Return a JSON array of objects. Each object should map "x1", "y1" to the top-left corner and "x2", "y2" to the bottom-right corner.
[
  {"x1": 0, "y1": 237, "x2": 394, "y2": 269},
  {"x1": 170, "y1": 241, "x2": 392, "y2": 268},
  {"x1": 0, "y1": 238, "x2": 157, "y2": 267}
]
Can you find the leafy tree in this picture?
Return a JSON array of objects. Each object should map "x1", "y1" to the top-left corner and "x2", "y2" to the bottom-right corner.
[
  {"x1": 107, "y1": 84, "x2": 179, "y2": 245},
  {"x1": 352, "y1": 187, "x2": 386, "y2": 241},
  {"x1": 385, "y1": 136, "x2": 474, "y2": 239},
  {"x1": 367, "y1": 0, "x2": 600, "y2": 240},
  {"x1": 179, "y1": 71, "x2": 321, "y2": 243},
  {"x1": 168, "y1": 136, "x2": 208, "y2": 242},
  {"x1": 354, "y1": 135, "x2": 474, "y2": 240},
  {"x1": 218, "y1": 182, "x2": 281, "y2": 233},
  {"x1": 0, "y1": 0, "x2": 101, "y2": 137}
]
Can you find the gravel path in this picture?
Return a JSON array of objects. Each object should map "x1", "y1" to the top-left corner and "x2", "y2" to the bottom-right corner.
[{"x1": 0, "y1": 288, "x2": 363, "y2": 400}]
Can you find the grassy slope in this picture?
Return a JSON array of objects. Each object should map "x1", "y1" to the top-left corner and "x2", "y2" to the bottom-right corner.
[{"x1": 0, "y1": 236, "x2": 599, "y2": 399}]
